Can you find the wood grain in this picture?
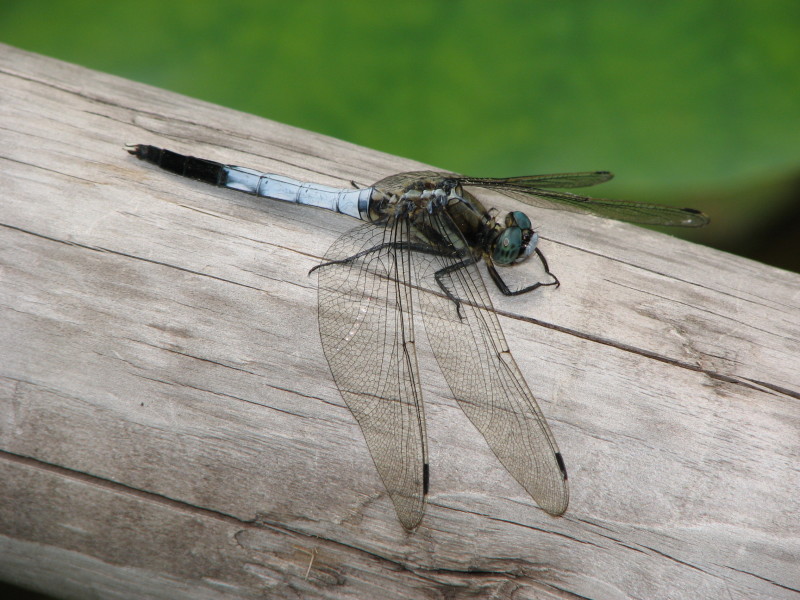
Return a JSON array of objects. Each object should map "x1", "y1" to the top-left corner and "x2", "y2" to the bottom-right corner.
[{"x1": 1, "y1": 43, "x2": 798, "y2": 599}]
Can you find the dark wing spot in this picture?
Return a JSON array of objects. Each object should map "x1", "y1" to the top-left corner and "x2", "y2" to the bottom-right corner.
[{"x1": 555, "y1": 452, "x2": 568, "y2": 480}]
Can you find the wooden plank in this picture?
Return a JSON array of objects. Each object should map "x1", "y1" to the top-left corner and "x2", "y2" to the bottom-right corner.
[{"x1": 0, "y1": 43, "x2": 798, "y2": 599}]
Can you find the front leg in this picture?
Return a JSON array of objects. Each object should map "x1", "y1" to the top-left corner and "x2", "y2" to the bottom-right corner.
[{"x1": 487, "y1": 248, "x2": 560, "y2": 296}]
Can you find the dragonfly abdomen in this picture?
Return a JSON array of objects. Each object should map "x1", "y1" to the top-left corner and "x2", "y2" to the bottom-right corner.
[{"x1": 126, "y1": 144, "x2": 373, "y2": 220}]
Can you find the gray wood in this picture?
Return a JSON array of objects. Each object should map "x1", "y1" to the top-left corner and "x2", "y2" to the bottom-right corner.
[{"x1": 1, "y1": 43, "x2": 798, "y2": 599}]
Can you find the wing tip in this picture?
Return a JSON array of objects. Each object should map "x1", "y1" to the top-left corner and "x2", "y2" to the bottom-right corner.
[
  {"x1": 394, "y1": 464, "x2": 430, "y2": 531},
  {"x1": 555, "y1": 452, "x2": 567, "y2": 481},
  {"x1": 680, "y1": 208, "x2": 711, "y2": 227}
]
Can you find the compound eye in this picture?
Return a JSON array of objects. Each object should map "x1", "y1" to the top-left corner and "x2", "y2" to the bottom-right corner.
[
  {"x1": 505, "y1": 211, "x2": 532, "y2": 231},
  {"x1": 492, "y1": 227, "x2": 522, "y2": 265},
  {"x1": 511, "y1": 211, "x2": 531, "y2": 230}
]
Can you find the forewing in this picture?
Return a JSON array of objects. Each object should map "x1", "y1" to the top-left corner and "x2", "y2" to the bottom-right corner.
[
  {"x1": 374, "y1": 171, "x2": 612, "y2": 192},
  {"x1": 460, "y1": 172, "x2": 614, "y2": 189},
  {"x1": 373, "y1": 171, "x2": 709, "y2": 227},
  {"x1": 412, "y1": 210, "x2": 569, "y2": 516},
  {"x1": 316, "y1": 220, "x2": 428, "y2": 530},
  {"x1": 371, "y1": 170, "x2": 454, "y2": 194},
  {"x1": 460, "y1": 180, "x2": 710, "y2": 227}
]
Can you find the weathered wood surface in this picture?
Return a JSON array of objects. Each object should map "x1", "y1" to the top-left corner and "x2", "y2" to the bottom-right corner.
[{"x1": 1, "y1": 43, "x2": 798, "y2": 600}]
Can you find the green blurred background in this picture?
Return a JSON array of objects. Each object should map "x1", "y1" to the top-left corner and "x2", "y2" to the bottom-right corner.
[
  {"x1": 3, "y1": 0, "x2": 800, "y2": 272},
  {"x1": 0, "y1": 3, "x2": 798, "y2": 597}
]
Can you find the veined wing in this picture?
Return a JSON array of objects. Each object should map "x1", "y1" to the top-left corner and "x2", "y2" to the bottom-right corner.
[
  {"x1": 315, "y1": 220, "x2": 428, "y2": 530},
  {"x1": 461, "y1": 171, "x2": 614, "y2": 189},
  {"x1": 372, "y1": 171, "x2": 708, "y2": 227},
  {"x1": 459, "y1": 175, "x2": 709, "y2": 227},
  {"x1": 411, "y1": 208, "x2": 569, "y2": 516},
  {"x1": 373, "y1": 170, "x2": 612, "y2": 192}
]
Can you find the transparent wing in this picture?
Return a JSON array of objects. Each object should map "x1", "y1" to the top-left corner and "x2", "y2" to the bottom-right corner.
[
  {"x1": 372, "y1": 170, "x2": 453, "y2": 192},
  {"x1": 411, "y1": 209, "x2": 569, "y2": 516},
  {"x1": 372, "y1": 171, "x2": 709, "y2": 227},
  {"x1": 374, "y1": 170, "x2": 611, "y2": 192},
  {"x1": 316, "y1": 220, "x2": 428, "y2": 530},
  {"x1": 458, "y1": 176, "x2": 710, "y2": 227},
  {"x1": 460, "y1": 171, "x2": 614, "y2": 189}
]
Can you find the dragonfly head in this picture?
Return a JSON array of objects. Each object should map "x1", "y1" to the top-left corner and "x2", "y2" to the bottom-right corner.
[{"x1": 491, "y1": 211, "x2": 539, "y2": 266}]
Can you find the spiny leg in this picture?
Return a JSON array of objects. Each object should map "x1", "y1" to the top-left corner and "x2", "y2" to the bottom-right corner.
[
  {"x1": 312, "y1": 237, "x2": 472, "y2": 317},
  {"x1": 535, "y1": 248, "x2": 560, "y2": 288},
  {"x1": 432, "y1": 258, "x2": 479, "y2": 320},
  {"x1": 486, "y1": 247, "x2": 560, "y2": 296},
  {"x1": 310, "y1": 241, "x2": 456, "y2": 274},
  {"x1": 311, "y1": 241, "x2": 422, "y2": 274}
]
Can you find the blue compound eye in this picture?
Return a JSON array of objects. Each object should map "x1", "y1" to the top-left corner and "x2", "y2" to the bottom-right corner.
[
  {"x1": 492, "y1": 227, "x2": 523, "y2": 265},
  {"x1": 509, "y1": 211, "x2": 531, "y2": 231}
]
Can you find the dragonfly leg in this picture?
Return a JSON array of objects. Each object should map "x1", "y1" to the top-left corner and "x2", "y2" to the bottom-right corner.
[
  {"x1": 535, "y1": 247, "x2": 560, "y2": 287},
  {"x1": 432, "y1": 258, "x2": 479, "y2": 320},
  {"x1": 309, "y1": 241, "x2": 444, "y2": 274},
  {"x1": 486, "y1": 247, "x2": 560, "y2": 296},
  {"x1": 312, "y1": 236, "x2": 469, "y2": 318}
]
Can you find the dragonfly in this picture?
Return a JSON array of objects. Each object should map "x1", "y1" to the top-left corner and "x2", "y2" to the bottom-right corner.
[{"x1": 126, "y1": 144, "x2": 709, "y2": 530}]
